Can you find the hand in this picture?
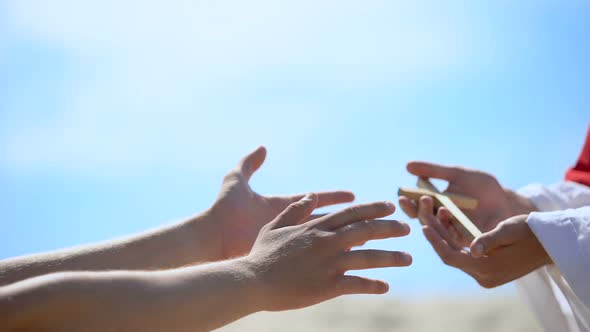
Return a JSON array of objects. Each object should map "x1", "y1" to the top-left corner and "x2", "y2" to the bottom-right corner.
[
  {"x1": 246, "y1": 194, "x2": 412, "y2": 311},
  {"x1": 398, "y1": 161, "x2": 536, "y2": 246},
  {"x1": 420, "y1": 207, "x2": 551, "y2": 288},
  {"x1": 209, "y1": 146, "x2": 355, "y2": 260}
]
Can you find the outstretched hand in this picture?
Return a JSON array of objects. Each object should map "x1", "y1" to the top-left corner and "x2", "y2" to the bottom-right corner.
[
  {"x1": 247, "y1": 195, "x2": 412, "y2": 311},
  {"x1": 210, "y1": 146, "x2": 355, "y2": 259},
  {"x1": 420, "y1": 208, "x2": 551, "y2": 288}
]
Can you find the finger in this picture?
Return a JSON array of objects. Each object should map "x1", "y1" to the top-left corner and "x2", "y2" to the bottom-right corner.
[
  {"x1": 470, "y1": 219, "x2": 521, "y2": 258},
  {"x1": 317, "y1": 191, "x2": 355, "y2": 207},
  {"x1": 269, "y1": 193, "x2": 318, "y2": 229},
  {"x1": 417, "y1": 195, "x2": 436, "y2": 226},
  {"x1": 418, "y1": 196, "x2": 460, "y2": 249},
  {"x1": 407, "y1": 161, "x2": 462, "y2": 182},
  {"x1": 335, "y1": 220, "x2": 410, "y2": 248},
  {"x1": 336, "y1": 275, "x2": 389, "y2": 295},
  {"x1": 417, "y1": 196, "x2": 443, "y2": 231},
  {"x1": 238, "y1": 146, "x2": 267, "y2": 181},
  {"x1": 313, "y1": 201, "x2": 396, "y2": 230},
  {"x1": 437, "y1": 207, "x2": 467, "y2": 247},
  {"x1": 437, "y1": 207, "x2": 453, "y2": 227},
  {"x1": 422, "y1": 225, "x2": 473, "y2": 268},
  {"x1": 305, "y1": 213, "x2": 328, "y2": 222},
  {"x1": 276, "y1": 191, "x2": 355, "y2": 210},
  {"x1": 335, "y1": 250, "x2": 413, "y2": 271},
  {"x1": 398, "y1": 196, "x2": 418, "y2": 219}
]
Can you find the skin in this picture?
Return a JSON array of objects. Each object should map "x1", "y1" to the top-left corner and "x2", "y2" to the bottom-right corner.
[
  {"x1": 0, "y1": 146, "x2": 354, "y2": 286},
  {"x1": 398, "y1": 161, "x2": 538, "y2": 246},
  {"x1": 0, "y1": 196, "x2": 412, "y2": 332},
  {"x1": 209, "y1": 146, "x2": 356, "y2": 259},
  {"x1": 398, "y1": 161, "x2": 551, "y2": 288}
]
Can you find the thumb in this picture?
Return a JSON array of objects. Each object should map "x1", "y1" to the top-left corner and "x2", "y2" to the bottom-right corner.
[
  {"x1": 238, "y1": 146, "x2": 267, "y2": 181},
  {"x1": 270, "y1": 193, "x2": 318, "y2": 229},
  {"x1": 470, "y1": 221, "x2": 518, "y2": 258}
]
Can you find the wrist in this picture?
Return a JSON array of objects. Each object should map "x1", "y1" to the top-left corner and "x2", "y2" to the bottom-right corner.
[
  {"x1": 502, "y1": 189, "x2": 538, "y2": 219},
  {"x1": 235, "y1": 255, "x2": 270, "y2": 312},
  {"x1": 147, "y1": 258, "x2": 265, "y2": 331},
  {"x1": 183, "y1": 209, "x2": 224, "y2": 263}
]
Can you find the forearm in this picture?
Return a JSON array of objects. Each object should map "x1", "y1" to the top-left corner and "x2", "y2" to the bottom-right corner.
[
  {"x1": 0, "y1": 211, "x2": 222, "y2": 286},
  {"x1": 0, "y1": 259, "x2": 262, "y2": 332}
]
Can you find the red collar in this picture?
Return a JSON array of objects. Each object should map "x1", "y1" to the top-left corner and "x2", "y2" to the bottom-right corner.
[{"x1": 566, "y1": 125, "x2": 590, "y2": 187}]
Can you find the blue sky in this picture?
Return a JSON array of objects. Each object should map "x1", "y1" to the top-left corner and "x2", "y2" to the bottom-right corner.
[{"x1": 0, "y1": 0, "x2": 589, "y2": 296}]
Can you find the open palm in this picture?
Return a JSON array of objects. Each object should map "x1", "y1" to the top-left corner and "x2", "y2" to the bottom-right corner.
[{"x1": 210, "y1": 146, "x2": 355, "y2": 259}]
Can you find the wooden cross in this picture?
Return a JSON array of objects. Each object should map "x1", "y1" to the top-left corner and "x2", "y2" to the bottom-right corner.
[{"x1": 398, "y1": 177, "x2": 482, "y2": 241}]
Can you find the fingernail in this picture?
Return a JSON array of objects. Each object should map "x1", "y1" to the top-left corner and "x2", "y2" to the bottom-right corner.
[
  {"x1": 402, "y1": 222, "x2": 411, "y2": 233},
  {"x1": 385, "y1": 201, "x2": 396, "y2": 209},
  {"x1": 472, "y1": 243, "x2": 485, "y2": 257},
  {"x1": 302, "y1": 193, "x2": 314, "y2": 201},
  {"x1": 401, "y1": 252, "x2": 413, "y2": 265}
]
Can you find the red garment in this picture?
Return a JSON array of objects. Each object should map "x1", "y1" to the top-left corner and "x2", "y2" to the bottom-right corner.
[{"x1": 566, "y1": 125, "x2": 590, "y2": 187}]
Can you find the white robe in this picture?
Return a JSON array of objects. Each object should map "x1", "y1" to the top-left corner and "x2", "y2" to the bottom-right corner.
[{"x1": 516, "y1": 181, "x2": 590, "y2": 332}]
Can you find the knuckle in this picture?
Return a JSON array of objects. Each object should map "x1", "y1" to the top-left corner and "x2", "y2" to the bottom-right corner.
[
  {"x1": 324, "y1": 257, "x2": 341, "y2": 274},
  {"x1": 339, "y1": 224, "x2": 362, "y2": 246},
  {"x1": 483, "y1": 173, "x2": 499, "y2": 184},
  {"x1": 290, "y1": 201, "x2": 306, "y2": 210},
  {"x1": 348, "y1": 205, "x2": 364, "y2": 221},
  {"x1": 389, "y1": 222, "x2": 406, "y2": 236},
  {"x1": 388, "y1": 251, "x2": 402, "y2": 264},
  {"x1": 452, "y1": 165, "x2": 472, "y2": 174},
  {"x1": 361, "y1": 250, "x2": 373, "y2": 262},
  {"x1": 223, "y1": 170, "x2": 240, "y2": 183},
  {"x1": 352, "y1": 224, "x2": 372, "y2": 244},
  {"x1": 310, "y1": 229, "x2": 332, "y2": 247},
  {"x1": 475, "y1": 171, "x2": 499, "y2": 186},
  {"x1": 344, "y1": 222, "x2": 360, "y2": 231},
  {"x1": 493, "y1": 225, "x2": 508, "y2": 238},
  {"x1": 352, "y1": 277, "x2": 372, "y2": 292},
  {"x1": 287, "y1": 201, "x2": 307, "y2": 215},
  {"x1": 363, "y1": 220, "x2": 377, "y2": 239},
  {"x1": 447, "y1": 166, "x2": 463, "y2": 179},
  {"x1": 260, "y1": 222, "x2": 272, "y2": 233}
]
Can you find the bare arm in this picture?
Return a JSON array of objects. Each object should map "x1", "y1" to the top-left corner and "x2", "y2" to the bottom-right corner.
[
  {"x1": 0, "y1": 259, "x2": 260, "y2": 332},
  {"x1": 0, "y1": 197, "x2": 412, "y2": 332},
  {"x1": 0, "y1": 213, "x2": 218, "y2": 286},
  {"x1": 0, "y1": 147, "x2": 353, "y2": 286}
]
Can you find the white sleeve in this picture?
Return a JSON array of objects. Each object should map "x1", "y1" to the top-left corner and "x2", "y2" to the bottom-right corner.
[
  {"x1": 516, "y1": 268, "x2": 579, "y2": 332},
  {"x1": 519, "y1": 181, "x2": 590, "y2": 212},
  {"x1": 515, "y1": 181, "x2": 590, "y2": 332},
  {"x1": 527, "y1": 207, "x2": 590, "y2": 308}
]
